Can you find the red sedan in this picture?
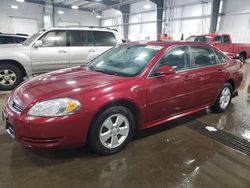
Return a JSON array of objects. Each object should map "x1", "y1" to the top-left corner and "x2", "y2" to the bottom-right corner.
[{"x1": 3, "y1": 41, "x2": 243, "y2": 155}]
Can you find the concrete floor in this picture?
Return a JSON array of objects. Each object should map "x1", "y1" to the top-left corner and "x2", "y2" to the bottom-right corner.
[{"x1": 0, "y1": 64, "x2": 250, "y2": 188}]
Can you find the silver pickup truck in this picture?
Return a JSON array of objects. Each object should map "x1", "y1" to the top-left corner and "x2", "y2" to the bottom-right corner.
[{"x1": 0, "y1": 27, "x2": 123, "y2": 90}]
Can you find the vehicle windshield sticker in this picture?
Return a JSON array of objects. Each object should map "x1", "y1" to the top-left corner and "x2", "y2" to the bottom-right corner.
[{"x1": 145, "y1": 45, "x2": 163, "y2": 50}]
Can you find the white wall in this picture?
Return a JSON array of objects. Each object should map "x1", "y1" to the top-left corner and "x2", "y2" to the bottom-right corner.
[
  {"x1": 129, "y1": 0, "x2": 157, "y2": 41},
  {"x1": 218, "y1": 0, "x2": 250, "y2": 43},
  {"x1": 0, "y1": 0, "x2": 100, "y2": 36},
  {"x1": 102, "y1": 9, "x2": 123, "y2": 35},
  {"x1": 0, "y1": 0, "x2": 43, "y2": 35},
  {"x1": 163, "y1": 0, "x2": 211, "y2": 40},
  {"x1": 54, "y1": 7, "x2": 100, "y2": 27}
]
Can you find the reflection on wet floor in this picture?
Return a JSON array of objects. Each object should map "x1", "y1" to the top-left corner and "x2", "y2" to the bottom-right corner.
[
  {"x1": 194, "y1": 63, "x2": 250, "y2": 142},
  {"x1": 0, "y1": 125, "x2": 249, "y2": 188}
]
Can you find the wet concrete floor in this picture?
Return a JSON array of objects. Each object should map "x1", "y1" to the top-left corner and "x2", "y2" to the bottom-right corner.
[{"x1": 0, "y1": 64, "x2": 249, "y2": 188}]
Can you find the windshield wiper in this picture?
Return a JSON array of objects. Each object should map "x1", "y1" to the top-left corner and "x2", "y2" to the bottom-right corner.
[{"x1": 89, "y1": 66, "x2": 124, "y2": 76}]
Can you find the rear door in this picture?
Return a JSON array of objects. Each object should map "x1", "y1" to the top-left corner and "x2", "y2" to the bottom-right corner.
[
  {"x1": 68, "y1": 30, "x2": 98, "y2": 67},
  {"x1": 30, "y1": 30, "x2": 69, "y2": 73},
  {"x1": 93, "y1": 31, "x2": 117, "y2": 55},
  {"x1": 188, "y1": 45, "x2": 226, "y2": 107}
]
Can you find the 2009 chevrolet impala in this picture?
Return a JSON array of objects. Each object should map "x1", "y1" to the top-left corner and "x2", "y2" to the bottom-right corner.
[{"x1": 3, "y1": 41, "x2": 243, "y2": 155}]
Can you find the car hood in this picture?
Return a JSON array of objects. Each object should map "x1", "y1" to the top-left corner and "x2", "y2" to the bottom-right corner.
[{"x1": 12, "y1": 66, "x2": 132, "y2": 110}]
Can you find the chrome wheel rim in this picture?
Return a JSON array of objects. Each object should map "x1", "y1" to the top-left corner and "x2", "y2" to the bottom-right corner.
[
  {"x1": 219, "y1": 87, "x2": 231, "y2": 109},
  {"x1": 0, "y1": 69, "x2": 17, "y2": 86},
  {"x1": 99, "y1": 114, "x2": 130, "y2": 149}
]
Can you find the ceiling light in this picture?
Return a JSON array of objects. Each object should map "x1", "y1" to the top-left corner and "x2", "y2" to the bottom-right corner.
[
  {"x1": 11, "y1": 5, "x2": 18, "y2": 9},
  {"x1": 71, "y1": 5, "x2": 79, "y2": 9},
  {"x1": 16, "y1": 0, "x2": 25, "y2": 2},
  {"x1": 143, "y1": 4, "x2": 151, "y2": 9},
  {"x1": 58, "y1": 10, "x2": 64, "y2": 14},
  {"x1": 96, "y1": 15, "x2": 102, "y2": 19}
]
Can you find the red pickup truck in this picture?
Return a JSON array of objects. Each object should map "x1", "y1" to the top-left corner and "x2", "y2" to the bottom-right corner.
[{"x1": 186, "y1": 34, "x2": 250, "y2": 61}]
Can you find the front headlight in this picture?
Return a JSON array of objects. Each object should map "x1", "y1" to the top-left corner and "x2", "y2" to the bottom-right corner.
[{"x1": 28, "y1": 98, "x2": 81, "y2": 117}]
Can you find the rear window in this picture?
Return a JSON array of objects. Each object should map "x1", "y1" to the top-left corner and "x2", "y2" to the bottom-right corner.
[
  {"x1": 222, "y1": 36, "x2": 230, "y2": 44},
  {"x1": 93, "y1": 31, "x2": 117, "y2": 46},
  {"x1": 16, "y1": 37, "x2": 27, "y2": 43},
  {"x1": 186, "y1": 36, "x2": 212, "y2": 43},
  {"x1": 0, "y1": 36, "x2": 15, "y2": 44}
]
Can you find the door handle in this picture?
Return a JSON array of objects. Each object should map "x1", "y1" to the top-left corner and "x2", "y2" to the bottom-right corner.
[
  {"x1": 58, "y1": 50, "x2": 67, "y2": 53},
  {"x1": 184, "y1": 75, "x2": 192, "y2": 81},
  {"x1": 88, "y1": 49, "x2": 96, "y2": 53}
]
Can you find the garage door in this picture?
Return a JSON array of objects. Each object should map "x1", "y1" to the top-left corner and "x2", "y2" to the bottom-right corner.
[{"x1": 10, "y1": 17, "x2": 38, "y2": 36}]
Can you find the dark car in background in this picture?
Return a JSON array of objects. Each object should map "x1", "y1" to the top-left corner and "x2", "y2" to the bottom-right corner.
[{"x1": 0, "y1": 33, "x2": 28, "y2": 44}]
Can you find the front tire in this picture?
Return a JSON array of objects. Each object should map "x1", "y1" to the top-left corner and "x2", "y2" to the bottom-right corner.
[
  {"x1": 212, "y1": 83, "x2": 232, "y2": 113},
  {"x1": 0, "y1": 63, "x2": 23, "y2": 91},
  {"x1": 88, "y1": 106, "x2": 135, "y2": 155}
]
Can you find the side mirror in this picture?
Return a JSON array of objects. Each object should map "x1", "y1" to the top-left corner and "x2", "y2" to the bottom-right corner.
[
  {"x1": 155, "y1": 66, "x2": 176, "y2": 76},
  {"x1": 33, "y1": 40, "x2": 42, "y2": 48}
]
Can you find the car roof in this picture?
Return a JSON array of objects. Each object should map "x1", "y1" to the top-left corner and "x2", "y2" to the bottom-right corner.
[
  {"x1": 47, "y1": 26, "x2": 118, "y2": 33},
  {"x1": 0, "y1": 33, "x2": 28, "y2": 38},
  {"x1": 127, "y1": 41, "x2": 213, "y2": 48}
]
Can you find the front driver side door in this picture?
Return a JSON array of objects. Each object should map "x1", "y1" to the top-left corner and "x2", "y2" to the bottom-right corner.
[
  {"x1": 30, "y1": 30, "x2": 69, "y2": 74},
  {"x1": 146, "y1": 46, "x2": 194, "y2": 123}
]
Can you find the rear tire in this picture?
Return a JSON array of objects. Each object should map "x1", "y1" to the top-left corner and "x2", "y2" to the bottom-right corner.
[
  {"x1": 88, "y1": 106, "x2": 135, "y2": 155},
  {"x1": 211, "y1": 83, "x2": 232, "y2": 113},
  {"x1": 0, "y1": 63, "x2": 23, "y2": 91}
]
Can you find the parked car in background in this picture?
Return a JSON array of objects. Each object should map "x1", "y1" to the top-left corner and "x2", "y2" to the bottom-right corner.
[
  {"x1": 3, "y1": 41, "x2": 243, "y2": 155},
  {"x1": 0, "y1": 33, "x2": 28, "y2": 44},
  {"x1": 0, "y1": 26, "x2": 123, "y2": 90},
  {"x1": 186, "y1": 34, "x2": 250, "y2": 62}
]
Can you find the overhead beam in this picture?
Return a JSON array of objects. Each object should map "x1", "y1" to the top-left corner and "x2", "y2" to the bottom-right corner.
[
  {"x1": 120, "y1": 4, "x2": 130, "y2": 40},
  {"x1": 71, "y1": 0, "x2": 117, "y2": 6},
  {"x1": 210, "y1": 0, "x2": 221, "y2": 33},
  {"x1": 150, "y1": 0, "x2": 164, "y2": 40}
]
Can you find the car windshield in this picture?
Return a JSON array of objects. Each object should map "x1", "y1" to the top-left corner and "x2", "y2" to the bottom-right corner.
[
  {"x1": 22, "y1": 30, "x2": 45, "y2": 46},
  {"x1": 186, "y1": 36, "x2": 212, "y2": 43},
  {"x1": 88, "y1": 44, "x2": 162, "y2": 77}
]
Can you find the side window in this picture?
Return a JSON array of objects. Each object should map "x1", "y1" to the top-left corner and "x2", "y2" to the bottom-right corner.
[
  {"x1": 214, "y1": 36, "x2": 222, "y2": 43},
  {"x1": 151, "y1": 46, "x2": 189, "y2": 76},
  {"x1": 16, "y1": 37, "x2": 27, "y2": 43},
  {"x1": 93, "y1": 31, "x2": 117, "y2": 46},
  {"x1": 0, "y1": 36, "x2": 15, "y2": 44},
  {"x1": 222, "y1": 36, "x2": 230, "y2": 44},
  {"x1": 190, "y1": 46, "x2": 217, "y2": 68},
  {"x1": 0, "y1": 36, "x2": 4, "y2": 44},
  {"x1": 214, "y1": 49, "x2": 227, "y2": 63},
  {"x1": 40, "y1": 31, "x2": 67, "y2": 47},
  {"x1": 69, "y1": 30, "x2": 94, "y2": 46}
]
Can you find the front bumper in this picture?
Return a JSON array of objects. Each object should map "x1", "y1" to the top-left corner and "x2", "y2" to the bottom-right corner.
[{"x1": 3, "y1": 103, "x2": 92, "y2": 149}]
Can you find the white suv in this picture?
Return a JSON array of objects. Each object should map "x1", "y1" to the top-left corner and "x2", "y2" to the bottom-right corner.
[{"x1": 0, "y1": 27, "x2": 123, "y2": 90}]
